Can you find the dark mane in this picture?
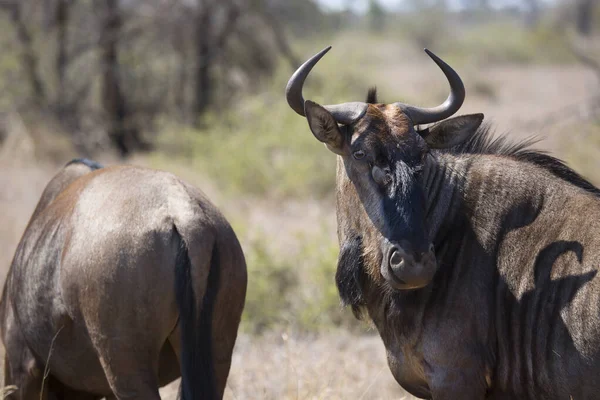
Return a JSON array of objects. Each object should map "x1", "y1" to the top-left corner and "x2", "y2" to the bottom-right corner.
[
  {"x1": 366, "y1": 87, "x2": 378, "y2": 104},
  {"x1": 65, "y1": 158, "x2": 103, "y2": 170},
  {"x1": 444, "y1": 124, "x2": 600, "y2": 197}
]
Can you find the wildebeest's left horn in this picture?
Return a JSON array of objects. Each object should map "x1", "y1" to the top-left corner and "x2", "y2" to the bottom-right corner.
[
  {"x1": 286, "y1": 46, "x2": 368, "y2": 125},
  {"x1": 394, "y1": 49, "x2": 465, "y2": 125}
]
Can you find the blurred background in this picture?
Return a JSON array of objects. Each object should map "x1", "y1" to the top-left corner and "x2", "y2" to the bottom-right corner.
[{"x1": 0, "y1": 0, "x2": 598, "y2": 398}]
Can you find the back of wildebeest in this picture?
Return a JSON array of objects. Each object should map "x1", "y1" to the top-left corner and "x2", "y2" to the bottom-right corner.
[{"x1": 0, "y1": 159, "x2": 247, "y2": 400}]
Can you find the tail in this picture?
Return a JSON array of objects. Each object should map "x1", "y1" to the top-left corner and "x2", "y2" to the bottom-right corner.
[{"x1": 174, "y1": 229, "x2": 221, "y2": 400}]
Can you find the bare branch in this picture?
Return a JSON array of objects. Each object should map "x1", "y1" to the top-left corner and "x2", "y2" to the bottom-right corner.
[
  {"x1": 66, "y1": 0, "x2": 179, "y2": 68},
  {"x1": 212, "y1": 2, "x2": 241, "y2": 53},
  {"x1": 259, "y1": 8, "x2": 300, "y2": 69},
  {"x1": 0, "y1": 2, "x2": 48, "y2": 104},
  {"x1": 55, "y1": 0, "x2": 71, "y2": 105}
]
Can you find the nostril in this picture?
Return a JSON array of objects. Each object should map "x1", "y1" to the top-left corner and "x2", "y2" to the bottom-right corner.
[
  {"x1": 383, "y1": 244, "x2": 437, "y2": 289},
  {"x1": 389, "y1": 249, "x2": 404, "y2": 269}
]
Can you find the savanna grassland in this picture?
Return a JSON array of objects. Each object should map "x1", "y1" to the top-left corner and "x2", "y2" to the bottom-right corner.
[{"x1": 1, "y1": 7, "x2": 600, "y2": 400}]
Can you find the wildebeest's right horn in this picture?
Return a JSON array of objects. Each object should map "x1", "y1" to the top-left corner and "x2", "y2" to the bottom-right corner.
[
  {"x1": 285, "y1": 46, "x2": 368, "y2": 125},
  {"x1": 393, "y1": 49, "x2": 465, "y2": 125}
]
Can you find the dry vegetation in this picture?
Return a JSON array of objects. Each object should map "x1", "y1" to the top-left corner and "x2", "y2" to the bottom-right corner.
[
  {"x1": 1, "y1": 4, "x2": 600, "y2": 399},
  {"x1": 160, "y1": 332, "x2": 411, "y2": 400}
]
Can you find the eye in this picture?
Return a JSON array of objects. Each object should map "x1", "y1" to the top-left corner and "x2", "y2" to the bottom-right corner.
[{"x1": 353, "y1": 150, "x2": 365, "y2": 160}]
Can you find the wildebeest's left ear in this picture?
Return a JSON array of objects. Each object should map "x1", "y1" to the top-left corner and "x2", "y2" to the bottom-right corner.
[
  {"x1": 305, "y1": 100, "x2": 346, "y2": 155},
  {"x1": 419, "y1": 113, "x2": 484, "y2": 149}
]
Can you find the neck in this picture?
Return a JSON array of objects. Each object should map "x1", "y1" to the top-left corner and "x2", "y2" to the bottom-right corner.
[
  {"x1": 420, "y1": 151, "x2": 575, "y2": 257},
  {"x1": 421, "y1": 152, "x2": 473, "y2": 247}
]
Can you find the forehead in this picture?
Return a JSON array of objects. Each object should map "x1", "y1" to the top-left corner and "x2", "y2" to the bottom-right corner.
[{"x1": 350, "y1": 104, "x2": 412, "y2": 147}]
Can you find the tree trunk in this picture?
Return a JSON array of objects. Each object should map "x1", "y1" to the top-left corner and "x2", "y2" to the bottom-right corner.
[
  {"x1": 98, "y1": 0, "x2": 141, "y2": 157},
  {"x1": 172, "y1": 21, "x2": 189, "y2": 120},
  {"x1": 192, "y1": 1, "x2": 240, "y2": 123},
  {"x1": 523, "y1": 0, "x2": 540, "y2": 29},
  {"x1": 43, "y1": 0, "x2": 53, "y2": 31},
  {"x1": 576, "y1": 0, "x2": 594, "y2": 37},
  {"x1": 55, "y1": 0, "x2": 70, "y2": 112},
  {"x1": 4, "y1": 3, "x2": 47, "y2": 105},
  {"x1": 261, "y1": 9, "x2": 299, "y2": 69},
  {"x1": 193, "y1": 3, "x2": 212, "y2": 120}
]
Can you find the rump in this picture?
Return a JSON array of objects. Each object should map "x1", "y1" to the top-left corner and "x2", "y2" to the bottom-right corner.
[{"x1": 30, "y1": 158, "x2": 103, "y2": 221}]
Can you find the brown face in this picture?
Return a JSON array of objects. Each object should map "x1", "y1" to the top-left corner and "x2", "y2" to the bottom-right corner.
[
  {"x1": 288, "y1": 47, "x2": 483, "y2": 291},
  {"x1": 307, "y1": 101, "x2": 436, "y2": 290}
]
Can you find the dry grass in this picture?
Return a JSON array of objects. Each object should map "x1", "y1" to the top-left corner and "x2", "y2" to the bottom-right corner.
[{"x1": 159, "y1": 331, "x2": 416, "y2": 400}]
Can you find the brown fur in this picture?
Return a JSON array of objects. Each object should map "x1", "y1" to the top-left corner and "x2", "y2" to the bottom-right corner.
[
  {"x1": 299, "y1": 72, "x2": 600, "y2": 398},
  {"x1": 328, "y1": 106, "x2": 600, "y2": 399},
  {"x1": 0, "y1": 160, "x2": 247, "y2": 400}
]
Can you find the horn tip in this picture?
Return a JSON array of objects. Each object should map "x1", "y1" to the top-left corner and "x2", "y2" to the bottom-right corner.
[
  {"x1": 423, "y1": 48, "x2": 436, "y2": 58},
  {"x1": 423, "y1": 48, "x2": 447, "y2": 67}
]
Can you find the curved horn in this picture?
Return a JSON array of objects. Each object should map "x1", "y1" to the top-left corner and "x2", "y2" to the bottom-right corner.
[
  {"x1": 286, "y1": 46, "x2": 367, "y2": 125},
  {"x1": 394, "y1": 49, "x2": 465, "y2": 125},
  {"x1": 286, "y1": 46, "x2": 330, "y2": 117}
]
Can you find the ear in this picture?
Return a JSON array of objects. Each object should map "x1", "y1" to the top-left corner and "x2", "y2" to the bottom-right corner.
[
  {"x1": 419, "y1": 113, "x2": 484, "y2": 149},
  {"x1": 304, "y1": 100, "x2": 346, "y2": 155}
]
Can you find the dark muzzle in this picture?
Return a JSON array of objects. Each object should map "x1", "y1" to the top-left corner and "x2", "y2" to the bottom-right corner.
[{"x1": 381, "y1": 241, "x2": 436, "y2": 290}]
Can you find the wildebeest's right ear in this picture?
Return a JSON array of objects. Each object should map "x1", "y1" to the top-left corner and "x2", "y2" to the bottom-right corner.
[
  {"x1": 305, "y1": 100, "x2": 346, "y2": 155},
  {"x1": 419, "y1": 113, "x2": 484, "y2": 149}
]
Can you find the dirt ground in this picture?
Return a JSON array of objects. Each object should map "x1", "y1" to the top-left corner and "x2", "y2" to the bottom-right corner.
[{"x1": 0, "y1": 60, "x2": 597, "y2": 399}]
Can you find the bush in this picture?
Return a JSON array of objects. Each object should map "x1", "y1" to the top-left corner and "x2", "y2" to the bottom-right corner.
[
  {"x1": 231, "y1": 223, "x2": 367, "y2": 334},
  {"x1": 241, "y1": 237, "x2": 300, "y2": 334},
  {"x1": 295, "y1": 230, "x2": 365, "y2": 333},
  {"x1": 152, "y1": 41, "x2": 373, "y2": 200}
]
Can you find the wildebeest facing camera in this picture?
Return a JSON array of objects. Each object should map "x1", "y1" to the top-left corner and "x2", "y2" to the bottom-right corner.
[{"x1": 286, "y1": 44, "x2": 600, "y2": 400}]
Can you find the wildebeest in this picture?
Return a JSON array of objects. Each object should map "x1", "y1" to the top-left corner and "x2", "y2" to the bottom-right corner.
[
  {"x1": 1, "y1": 159, "x2": 247, "y2": 399},
  {"x1": 287, "y1": 46, "x2": 600, "y2": 399}
]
